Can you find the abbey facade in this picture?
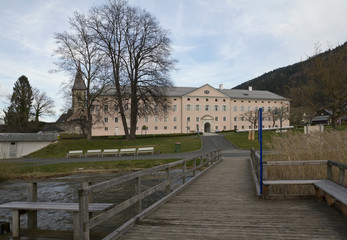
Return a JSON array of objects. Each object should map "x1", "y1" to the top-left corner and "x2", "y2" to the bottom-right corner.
[{"x1": 87, "y1": 84, "x2": 290, "y2": 136}]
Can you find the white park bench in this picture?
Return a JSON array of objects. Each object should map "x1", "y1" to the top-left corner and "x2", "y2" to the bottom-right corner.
[
  {"x1": 85, "y1": 149, "x2": 102, "y2": 157},
  {"x1": 119, "y1": 148, "x2": 137, "y2": 156},
  {"x1": 137, "y1": 147, "x2": 154, "y2": 155},
  {"x1": 102, "y1": 149, "x2": 119, "y2": 157},
  {"x1": 67, "y1": 150, "x2": 83, "y2": 158}
]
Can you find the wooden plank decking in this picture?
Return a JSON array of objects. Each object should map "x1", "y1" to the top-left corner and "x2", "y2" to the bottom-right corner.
[{"x1": 120, "y1": 157, "x2": 347, "y2": 239}]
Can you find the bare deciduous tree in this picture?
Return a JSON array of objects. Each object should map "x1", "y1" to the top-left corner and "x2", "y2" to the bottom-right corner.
[
  {"x1": 241, "y1": 109, "x2": 259, "y2": 129},
  {"x1": 292, "y1": 43, "x2": 347, "y2": 129},
  {"x1": 89, "y1": 0, "x2": 176, "y2": 140},
  {"x1": 54, "y1": 12, "x2": 109, "y2": 139},
  {"x1": 32, "y1": 88, "x2": 55, "y2": 123}
]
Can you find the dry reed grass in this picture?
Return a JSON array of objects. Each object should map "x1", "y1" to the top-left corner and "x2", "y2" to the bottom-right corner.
[{"x1": 265, "y1": 130, "x2": 347, "y2": 195}]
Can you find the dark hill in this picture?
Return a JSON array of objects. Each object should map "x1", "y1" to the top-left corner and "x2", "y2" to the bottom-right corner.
[{"x1": 233, "y1": 42, "x2": 347, "y2": 97}]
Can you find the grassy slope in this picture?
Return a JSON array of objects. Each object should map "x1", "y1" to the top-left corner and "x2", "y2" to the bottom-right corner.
[{"x1": 29, "y1": 136, "x2": 201, "y2": 159}]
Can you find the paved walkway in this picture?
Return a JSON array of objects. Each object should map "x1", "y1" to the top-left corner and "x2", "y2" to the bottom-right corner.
[{"x1": 119, "y1": 156, "x2": 347, "y2": 239}]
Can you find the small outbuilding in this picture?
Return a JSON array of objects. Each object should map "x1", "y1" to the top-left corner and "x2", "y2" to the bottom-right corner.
[{"x1": 0, "y1": 133, "x2": 58, "y2": 159}]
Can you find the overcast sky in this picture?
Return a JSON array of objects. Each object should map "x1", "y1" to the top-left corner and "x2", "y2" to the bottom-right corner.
[{"x1": 1, "y1": 0, "x2": 347, "y2": 122}]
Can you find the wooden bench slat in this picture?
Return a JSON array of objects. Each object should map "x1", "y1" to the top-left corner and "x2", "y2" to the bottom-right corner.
[
  {"x1": 0, "y1": 202, "x2": 113, "y2": 212},
  {"x1": 263, "y1": 180, "x2": 320, "y2": 185},
  {"x1": 314, "y1": 180, "x2": 347, "y2": 204}
]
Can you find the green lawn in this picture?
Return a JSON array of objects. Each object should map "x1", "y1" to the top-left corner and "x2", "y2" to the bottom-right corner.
[
  {"x1": 223, "y1": 130, "x2": 283, "y2": 150},
  {"x1": 10, "y1": 159, "x2": 180, "y2": 178},
  {"x1": 28, "y1": 135, "x2": 201, "y2": 159}
]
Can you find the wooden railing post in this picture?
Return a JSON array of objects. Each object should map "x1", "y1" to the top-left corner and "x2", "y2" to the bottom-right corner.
[
  {"x1": 135, "y1": 176, "x2": 142, "y2": 212},
  {"x1": 27, "y1": 182, "x2": 37, "y2": 230},
  {"x1": 193, "y1": 158, "x2": 196, "y2": 177},
  {"x1": 183, "y1": 161, "x2": 186, "y2": 184},
  {"x1": 263, "y1": 162, "x2": 267, "y2": 180},
  {"x1": 338, "y1": 165, "x2": 345, "y2": 187},
  {"x1": 78, "y1": 187, "x2": 90, "y2": 240},
  {"x1": 327, "y1": 161, "x2": 333, "y2": 181},
  {"x1": 165, "y1": 167, "x2": 170, "y2": 194}
]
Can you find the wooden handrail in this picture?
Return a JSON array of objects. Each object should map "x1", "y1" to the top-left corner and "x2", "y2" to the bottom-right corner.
[
  {"x1": 249, "y1": 148, "x2": 347, "y2": 198},
  {"x1": 78, "y1": 149, "x2": 222, "y2": 240}
]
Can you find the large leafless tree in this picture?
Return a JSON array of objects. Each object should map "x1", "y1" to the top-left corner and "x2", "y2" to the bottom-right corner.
[{"x1": 89, "y1": 0, "x2": 176, "y2": 140}]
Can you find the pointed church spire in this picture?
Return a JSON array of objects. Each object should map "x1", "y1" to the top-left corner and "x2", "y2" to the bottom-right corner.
[{"x1": 72, "y1": 62, "x2": 86, "y2": 90}]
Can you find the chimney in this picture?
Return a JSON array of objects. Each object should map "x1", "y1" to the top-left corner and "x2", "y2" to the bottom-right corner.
[
  {"x1": 248, "y1": 86, "x2": 252, "y2": 91},
  {"x1": 219, "y1": 84, "x2": 223, "y2": 90}
]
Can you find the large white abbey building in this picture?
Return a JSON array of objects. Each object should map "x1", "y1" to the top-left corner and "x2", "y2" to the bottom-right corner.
[{"x1": 84, "y1": 83, "x2": 290, "y2": 136}]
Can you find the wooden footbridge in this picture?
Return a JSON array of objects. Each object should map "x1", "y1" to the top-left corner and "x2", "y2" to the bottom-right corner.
[
  {"x1": 1, "y1": 148, "x2": 347, "y2": 239},
  {"x1": 119, "y1": 156, "x2": 347, "y2": 239}
]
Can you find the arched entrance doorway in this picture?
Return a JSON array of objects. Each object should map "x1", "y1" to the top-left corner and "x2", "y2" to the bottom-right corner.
[{"x1": 204, "y1": 122, "x2": 211, "y2": 133}]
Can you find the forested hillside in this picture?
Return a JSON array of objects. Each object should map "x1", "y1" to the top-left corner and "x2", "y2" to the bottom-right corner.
[
  {"x1": 234, "y1": 42, "x2": 347, "y2": 127},
  {"x1": 233, "y1": 42, "x2": 347, "y2": 97}
]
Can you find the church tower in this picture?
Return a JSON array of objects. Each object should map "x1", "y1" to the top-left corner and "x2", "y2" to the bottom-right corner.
[{"x1": 72, "y1": 64, "x2": 87, "y2": 113}]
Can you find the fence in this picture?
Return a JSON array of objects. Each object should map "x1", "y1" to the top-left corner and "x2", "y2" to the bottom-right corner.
[
  {"x1": 78, "y1": 149, "x2": 222, "y2": 240},
  {"x1": 249, "y1": 147, "x2": 347, "y2": 197}
]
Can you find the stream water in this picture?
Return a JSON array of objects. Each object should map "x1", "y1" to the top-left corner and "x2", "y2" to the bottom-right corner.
[{"x1": 0, "y1": 171, "x2": 172, "y2": 237}]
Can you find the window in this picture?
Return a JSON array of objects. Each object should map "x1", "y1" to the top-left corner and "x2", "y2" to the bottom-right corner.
[
  {"x1": 155, "y1": 117, "x2": 158, "y2": 122},
  {"x1": 164, "y1": 117, "x2": 168, "y2": 122},
  {"x1": 164, "y1": 126, "x2": 167, "y2": 130},
  {"x1": 124, "y1": 104, "x2": 129, "y2": 110},
  {"x1": 248, "y1": 106, "x2": 251, "y2": 111},
  {"x1": 242, "y1": 126, "x2": 245, "y2": 129},
  {"x1": 233, "y1": 106, "x2": 237, "y2": 112},
  {"x1": 105, "y1": 127, "x2": 108, "y2": 131},
  {"x1": 186, "y1": 104, "x2": 191, "y2": 111},
  {"x1": 204, "y1": 90, "x2": 210, "y2": 94},
  {"x1": 155, "y1": 126, "x2": 158, "y2": 130},
  {"x1": 187, "y1": 126, "x2": 190, "y2": 131},
  {"x1": 268, "y1": 107, "x2": 271, "y2": 112},
  {"x1": 215, "y1": 117, "x2": 218, "y2": 121},
  {"x1": 223, "y1": 99, "x2": 226, "y2": 102},
  {"x1": 234, "y1": 117, "x2": 237, "y2": 121},
  {"x1": 187, "y1": 117, "x2": 190, "y2": 122},
  {"x1": 115, "y1": 117, "x2": 118, "y2": 123},
  {"x1": 196, "y1": 117, "x2": 199, "y2": 122},
  {"x1": 223, "y1": 117, "x2": 226, "y2": 121},
  {"x1": 215, "y1": 126, "x2": 218, "y2": 130},
  {"x1": 223, "y1": 105, "x2": 227, "y2": 111},
  {"x1": 163, "y1": 105, "x2": 168, "y2": 112},
  {"x1": 103, "y1": 105, "x2": 108, "y2": 112},
  {"x1": 196, "y1": 98, "x2": 199, "y2": 101},
  {"x1": 205, "y1": 105, "x2": 209, "y2": 111},
  {"x1": 174, "y1": 126, "x2": 177, "y2": 130},
  {"x1": 214, "y1": 105, "x2": 218, "y2": 111},
  {"x1": 268, "y1": 117, "x2": 271, "y2": 121},
  {"x1": 104, "y1": 117, "x2": 108, "y2": 123},
  {"x1": 174, "y1": 117, "x2": 177, "y2": 122},
  {"x1": 241, "y1": 117, "x2": 245, "y2": 121},
  {"x1": 187, "y1": 98, "x2": 190, "y2": 101},
  {"x1": 173, "y1": 105, "x2": 177, "y2": 112},
  {"x1": 206, "y1": 98, "x2": 209, "y2": 102},
  {"x1": 195, "y1": 104, "x2": 200, "y2": 111},
  {"x1": 115, "y1": 105, "x2": 119, "y2": 112},
  {"x1": 223, "y1": 126, "x2": 226, "y2": 130},
  {"x1": 215, "y1": 99, "x2": 218, "y2": 102},
  {"x1": 241, "y1": 106, "x2": 245, "y2": 112},
  {"x1": 145, "y1": 117, "x2": 149, "y2": 122},
  {"x1": 91, "y1": 105, "x2": 95, "y2": 112}
]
